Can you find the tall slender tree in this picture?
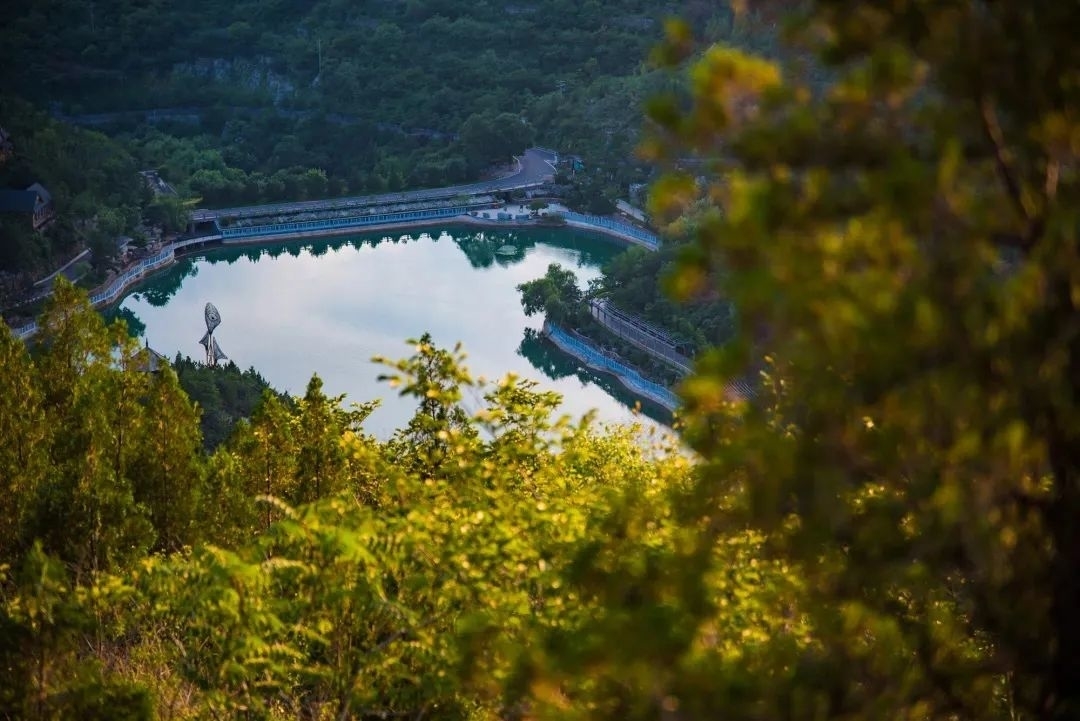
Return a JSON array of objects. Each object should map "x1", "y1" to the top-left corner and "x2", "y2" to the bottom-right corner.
[
  {"x1": 32, "y1": 280, "x2": 153, "y2": 577},
  {"x1": 292, "y1": 375, "x2": 348, "y2": 506},
  {"x1": 132, "y1": 366, "x2": 204, "y2": 553},
  {"x1": 0, "y1": 325, "x2": 48, "y2": 564},
  {"x1": 231, "y1": 391, "x2": 297, "y2": 531}
]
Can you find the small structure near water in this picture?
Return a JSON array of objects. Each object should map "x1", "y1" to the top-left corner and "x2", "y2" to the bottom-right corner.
[{"x1": 199, "y1": 302, "x2": 227, "y2": 366}]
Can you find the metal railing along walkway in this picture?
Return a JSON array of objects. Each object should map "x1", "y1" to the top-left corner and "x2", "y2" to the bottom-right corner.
[
  {"x1": 589, "y1": 299, "x2": 693, "y2": 374},
  {"x1": 89, "y1": 248, "x2": 175, "y2": 306},
  {"x1": 219, "y1": 205, "x2": 473, "y2": 240},
  {"x1": 545, "y1": 322, "x2": 679, "y2": 412},
  {"x1": 555, "y1": 211, "x2": 659, "y2": 250},
  {"x1": 13, "y1": 247, "x2": 176, "y2": 340}
]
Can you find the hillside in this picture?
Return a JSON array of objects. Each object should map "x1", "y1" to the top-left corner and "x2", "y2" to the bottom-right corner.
[{"x1": 0, "y1": 1, "x2": 781, "y2": 200}]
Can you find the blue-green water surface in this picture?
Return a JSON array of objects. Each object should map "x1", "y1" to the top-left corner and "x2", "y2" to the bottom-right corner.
[{"x1": 116, "y1": 227, "x2": 672, "y2": 437}]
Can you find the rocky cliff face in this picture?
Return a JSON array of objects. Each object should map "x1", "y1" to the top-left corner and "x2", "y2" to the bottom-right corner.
[{"x1": 171, "y1": 56, "x2": 296, "y2": 105}]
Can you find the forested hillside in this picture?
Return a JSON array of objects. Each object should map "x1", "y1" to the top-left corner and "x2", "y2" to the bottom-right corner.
[
  {"x1": 0, "y1": 97, "x2": 149, "y2": 277},
  {"x1": 0, "y1": 1, "x2": 782, "y2": 200}
]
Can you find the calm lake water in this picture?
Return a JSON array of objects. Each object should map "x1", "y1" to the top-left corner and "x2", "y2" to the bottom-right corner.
[{"x1": 115, "y1": 226, "x2": 673, "y2": 438}]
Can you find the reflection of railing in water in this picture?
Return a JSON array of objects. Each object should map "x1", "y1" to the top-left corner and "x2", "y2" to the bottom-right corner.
[
  {"x1": 588, "y1": 299, "x2": 693, "y2": 375},
  {"x1": 543, "y1": 321, "x2": 679, "y2": 412}
]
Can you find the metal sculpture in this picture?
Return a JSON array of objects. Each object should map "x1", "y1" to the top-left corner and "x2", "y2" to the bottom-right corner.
[{"x1": 199, "y1": 302, "x2": 227, "y2": 366}]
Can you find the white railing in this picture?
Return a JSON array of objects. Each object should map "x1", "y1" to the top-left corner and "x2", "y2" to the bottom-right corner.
[
  {"x1": 11, "y1": 247, "x2": 176, "y2": 341},
  {"x1": 13, "y1": 322, "x2": 36, "y2": 340},
  {"x1": 89, "y1": 248, "x2": 175, "y2": 306}
]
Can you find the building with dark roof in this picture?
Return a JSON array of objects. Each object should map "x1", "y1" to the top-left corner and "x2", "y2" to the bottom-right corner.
[
  {"x1": 0, "y1": 182, "x2": 54, "y2": 230},
  {"x1": 141, "y1": 345, "x2": 171, "y2": 373},
  {"x1": 128, "y1": 340, "x2": 171, "y2": 374}
]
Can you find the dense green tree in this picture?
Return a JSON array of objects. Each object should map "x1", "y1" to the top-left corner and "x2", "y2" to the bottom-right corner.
[
  {"x1": 131, "y1": 367, "x2": 205, "y2": 553},
  {"x1": 461, "y1": 111, "x2": 536, "y2": 171},
  {"x1": 196, "y1": 449, "x2": 260, "y2": 548},
  {"x1": 0, "y1": 283, "x2": 771, "y2": 720},
  {"x1": 291, "y1": 375, "x2": 348, "y2": 505},
  {"x1": 0, "y1": 545, "x2": 153, "y2": 721},
  {"x1": 0, "y1": 96, "x2": 147, "y2": 276},
  {"x1": 0, "y1": 324, "x2": 48, "y2": 561},
  {"x1": 32, "y1": 280, "x2": 153, "y2": 578},
  {"x1": 564, "y1": 168, "x2": 619, "y2": 215},
  {"x1": 113, "y1": 348, "x2": 684, "y2": 721},
  {"x1": 0, "y1": 217, "x2": 45, "y2": 273},
  {"x1": 173, "y1": 355, "x2": 283, "y2": 451},
  {"x1": 143, "y1": 195, "x2": 191, "y2": 234},
  {"x1": 517, "y1": 263, "x2": 585, "y2": 326},
  {"x1": 379, "y1": 334, "x2": 479, "y2": 476},
  {"x1": 230, "y1": 391, "x2": 297, "y2": 531}
]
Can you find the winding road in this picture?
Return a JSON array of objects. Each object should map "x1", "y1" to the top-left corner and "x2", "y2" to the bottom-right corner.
[{"x1": 190, "y1": 148, "x2": 558, "y2": 223}]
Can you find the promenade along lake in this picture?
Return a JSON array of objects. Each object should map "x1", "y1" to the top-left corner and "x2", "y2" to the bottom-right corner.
[{"x1": 116, "y1": 227, "x2": 673, "y2": 437}]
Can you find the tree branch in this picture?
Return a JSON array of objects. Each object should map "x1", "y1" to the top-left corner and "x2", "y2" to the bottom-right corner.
[
  {"x1": 978, "y1": 96, "x2": 1045, "y2": 252},
  {"x1": 979, "y1": 97, "x2": 1026, "y2": 221}
]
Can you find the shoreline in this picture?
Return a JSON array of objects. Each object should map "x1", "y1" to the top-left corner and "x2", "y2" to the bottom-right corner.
[
  {"x1": 542, "y1": 321, "x2": 680, "y2": 413},
  {"x1": 10, "y1": 211, "x2": 656, "y2": 339}
]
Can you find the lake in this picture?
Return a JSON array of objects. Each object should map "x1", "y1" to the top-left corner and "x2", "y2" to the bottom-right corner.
[{"x1": 116, "y1": 226, "x2": 673, "y2": 437}]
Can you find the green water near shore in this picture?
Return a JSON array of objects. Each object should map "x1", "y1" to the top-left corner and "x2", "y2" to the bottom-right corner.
[{"x1": 114, "y1": 226, "x2": 674, "y2": 438}]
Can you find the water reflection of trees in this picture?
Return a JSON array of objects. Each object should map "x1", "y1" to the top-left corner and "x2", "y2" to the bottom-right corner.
[
  {"x1": 124, "y1": 225, "x2": 628, "y2": 310},
  {"x1": 516, "y1": 328, "x2": 673, "y2": 427},
  {"x1": 134, "y1": 259, "x2": 200, "y2": 307},
  {"x1": 452, "y1": 227, "x2": 625, "y2": 270},
  {"x1": 115, "y1": 226, "x2": 637, "y2": 392},
  {"x1": 452, "y1": 230, "x2": 534, "y2": 269},
  {"x1": 112, "y1": 306, "x2": 146, "y2": 337}
]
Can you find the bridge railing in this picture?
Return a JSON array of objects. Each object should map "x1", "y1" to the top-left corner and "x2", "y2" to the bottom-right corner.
[
  {"x1": 588, "y1": 299, "x2": 693, "y2": 374},
  {"x1": 545, "y1": 322, "x2": 680, "y2": 411},
  {"x1": 194, "y1": 179, "x2": 541, "y2": 222},
  {"x1": 220, "y1": 206, "x2": 472, "y2": 240},
  {"x1": 10, "y1": 247, "x2": 175, "y2": 341},
  {"x1": 90, "y1": 248, "x2": 175, "y2": 306},
  {"x1": 171, "y1": 234, "x2": 222, "y2": 251},
  {"x1": 555, "y1": 211, "x2": 660, "y2": 250}
]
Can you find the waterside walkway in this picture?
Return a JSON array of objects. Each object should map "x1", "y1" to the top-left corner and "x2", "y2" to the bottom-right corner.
[
  {"x1": 543, "y1": 321, "x2": 680, "y2": 413},
  {"x1": 8, "y1": 206, "x2": 659, "y2": 341},
  {"x1": 588, "y1": 299, "x2": 693, "y2": 374},
  {"x1": 12, "y1": 246, "x2": 181, "y2": 341},
  {"x1": 215, "y1": 206, "x2": 660, "y2": 249}
]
